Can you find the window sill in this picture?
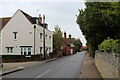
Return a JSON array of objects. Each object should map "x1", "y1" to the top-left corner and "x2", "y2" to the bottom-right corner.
[
  {"x1": 6, "y1": 53, "x2": 13, "y2": 54},
  {"x1": 14, "y1": 39, "x2": 17, "y2": 41}
]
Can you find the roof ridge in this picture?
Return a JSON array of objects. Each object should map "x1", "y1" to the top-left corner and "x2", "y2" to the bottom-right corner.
[
  {"x1": 19, "y1": 9, "x2": 35, "y2": 24},
  {"x1": 19, "y1": 10, "x2": 32, "y2": 18}
]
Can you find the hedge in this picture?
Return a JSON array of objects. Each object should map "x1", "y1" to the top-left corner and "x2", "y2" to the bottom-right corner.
[
  {"x1": 2, "y1": 55, "x2": 42, "y2": 59},
  {"x1": 98, "y1": 39, "x2": 120, "y2": 53}
]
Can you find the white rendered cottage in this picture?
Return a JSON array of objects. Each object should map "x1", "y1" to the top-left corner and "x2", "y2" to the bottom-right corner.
[{"x1": 0, "y1": 9, "x2": 53, "y2": 56}]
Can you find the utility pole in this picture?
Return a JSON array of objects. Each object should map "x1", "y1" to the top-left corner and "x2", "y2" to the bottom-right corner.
[
  {"x1": 34, "y1": 25, "x2": 36, "y2": 55},
  {"x1": 43, "y1": 15, "x2": 46, "y2": 61}
]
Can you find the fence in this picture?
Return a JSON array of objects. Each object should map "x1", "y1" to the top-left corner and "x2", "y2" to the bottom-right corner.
[{"x1": 95, "y1": 51, "x2": 120, "y2": 79}]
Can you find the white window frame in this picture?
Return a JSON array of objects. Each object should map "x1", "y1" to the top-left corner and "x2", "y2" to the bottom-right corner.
[
  {"x1": 6, "y1": 47, "x2": 13, "y2": 54},
  {"x1": 13, "y1": 32, "x2": 18, "y2": 40},
  {"x1": 40, "y1": 33, "x2": 43, "y2": 40},
  {"x1": 20, "y1": 47, "x2": 32, "y2": 55},
  {"x1": 49, "y1": 36, "x2": 51, "y2": 42}
]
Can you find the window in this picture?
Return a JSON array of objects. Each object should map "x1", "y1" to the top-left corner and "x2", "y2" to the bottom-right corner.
[
  {"x1": 6, "y1": 47, "x2": 13, "y2": 53},
  {"x1": 13, "y1": 32, "x2": 17, "y2": 40},
  {"x1": 21, "y1": 48, "x2": 23, "y2": 55},
  {"x1": 49, "y1": 47, "x2": 51, "y2": 52},
  {"x1": 40, "y1": 33, "x2": 43, "y2": 39},
  {"x1": 24, "y1": 48, "x2": 27, "y2": 55},
  {"x1": 20, "y1": 46, "x2": 32, "y2": 55},
  {"x1": 40, "y1": 47, "x2": 43, "y2": 54},
  {"x1": 49, "y1": 36, "x2": 51, "y2": 42},
  {"x1": 28, "y1": 48, "x2": 31, "y2": 55},
  {"x1": 46, "y1": 35, "x2": 47, "y2": 39}
]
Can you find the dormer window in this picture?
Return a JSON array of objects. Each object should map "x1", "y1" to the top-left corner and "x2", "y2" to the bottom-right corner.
[{"x1": 13, "y1": 32, "x2": 17, "y2": 40}]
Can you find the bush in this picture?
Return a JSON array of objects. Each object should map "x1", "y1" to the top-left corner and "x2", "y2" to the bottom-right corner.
[
  {"x1": 112, "y1": 40, "x2": 120, "y2": 53},
  {"x1": 98, "y1": 39, "x2": 120, "y2": 53},
  {"x1": 2, "y1": 55, "x2": 42, "y2": 59}
]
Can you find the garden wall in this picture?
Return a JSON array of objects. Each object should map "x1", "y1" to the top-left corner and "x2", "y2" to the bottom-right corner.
[{"x1": 95, "y1": 51, "x2": 120, "y2": 79}]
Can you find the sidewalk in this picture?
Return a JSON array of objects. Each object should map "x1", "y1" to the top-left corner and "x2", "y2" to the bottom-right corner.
[
  {"x1": 1, "y1": 58, "x2": 57, "y2": 76},
  {"x1": 81, "y1": 53, "x2": 102, "y2": 78}
]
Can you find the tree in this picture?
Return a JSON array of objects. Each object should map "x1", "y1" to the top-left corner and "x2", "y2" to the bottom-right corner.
[
  {"x1": 71, "y1": 38, "x2": 82, "y2": 53},
  {"x1": 53, "y1": 25, "x2": 63, "y2": 56},
  {"x1": 76, "y1": 2, "x2": 120, "y2": 58}
]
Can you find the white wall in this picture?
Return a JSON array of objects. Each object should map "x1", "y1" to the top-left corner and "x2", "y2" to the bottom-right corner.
[
  {"x1": 1, "y1": 10, "x2": 34, "y2": 55},
  {"x1": 1, "y1": 10, "x2": 53, "y2": 55},
  {"x1": 34, "y1": 24, "x2": 53, "y2": 56}
]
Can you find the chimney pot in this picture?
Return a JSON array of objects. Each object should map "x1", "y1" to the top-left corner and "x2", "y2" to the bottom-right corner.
[
  {"x1": 38, "y1": 14, "x2": 42, "y2": 24},
  {"x1": 69, "y1": 34, "x2": 71, "y2": 39},
  {"x1": 64, "y1": 32, "x2": 66, "y2": 38}
]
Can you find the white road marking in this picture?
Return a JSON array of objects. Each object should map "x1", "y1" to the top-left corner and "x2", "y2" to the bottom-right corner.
[{"x1": 35, "y1": 69, "x2": 52, "y2": 78}]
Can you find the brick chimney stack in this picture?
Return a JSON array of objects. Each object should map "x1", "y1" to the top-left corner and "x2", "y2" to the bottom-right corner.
[
  {"x1": 38, "y1": 14, "x2": 42, "y2": 23},
  {"x1": 64, "y1": 32, "x2": 66, "y2": 38},
  {"x1": 69, "y1": 34, "x2": 71, "y2": 39}
]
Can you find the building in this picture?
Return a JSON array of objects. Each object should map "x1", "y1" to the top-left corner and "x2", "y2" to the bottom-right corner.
[
  {"x1": 0, "y1": 9, "x2": 53, "y2": 56},
  {"x1": 62, "y1": 32, "x2": 74, "y2": 56}
]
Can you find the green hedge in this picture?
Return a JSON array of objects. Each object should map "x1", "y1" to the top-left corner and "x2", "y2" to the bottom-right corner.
[{"x1": 98, "y1": 39, "x2": 120, "y2": 53}]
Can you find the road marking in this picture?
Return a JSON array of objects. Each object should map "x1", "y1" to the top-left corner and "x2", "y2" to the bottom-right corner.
[{"x1": 35, "y1": 69, "x2": 51, "y2": 78}]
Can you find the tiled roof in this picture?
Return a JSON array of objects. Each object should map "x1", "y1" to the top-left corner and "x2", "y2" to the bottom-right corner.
[
  {"x1": 63, "y1": 38, "x2": 73, "y2": 46},
  {"x1": 20, "y1": 10, "x2": 38, "y2": 24},
  {"x1": 0, "y1": 17, "x2": 11, "y2": 31}
]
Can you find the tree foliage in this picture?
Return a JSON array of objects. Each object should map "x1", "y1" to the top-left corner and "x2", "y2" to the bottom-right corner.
[
  {"x1": 76, "y1": 2, "x2": 120, "y2": 57},
  {"x1": 53, "y1": 25, "x2": 63, "y2": 55},
  {"x1": 98, "y1": 39, "x2": 120, "y2": 54},
  {"x1": 71, "y1": 38, "x2": 82, "y2": 53}
]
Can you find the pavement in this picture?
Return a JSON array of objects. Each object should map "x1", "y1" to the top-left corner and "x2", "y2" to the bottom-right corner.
[
  {"x1": 1, "y1": 58, "x2": 57, "y2": 76},
  {"x1": 81, "y1": 53, "x2": 102, "y2": 78}
]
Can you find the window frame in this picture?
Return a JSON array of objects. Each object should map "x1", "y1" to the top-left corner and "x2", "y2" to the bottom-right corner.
[
  {"x1": 13, "y1": 32, "x2": 17, "y2": 40},
  {"x1": 6, "y1": 47, "x2": 13, "y2": 53},
  {"x1": 40, "y1": 33, "x2": 43, "y2": 39},
  {"x1": 20, "y1": 46, "x2": 32, "y2": 55}
]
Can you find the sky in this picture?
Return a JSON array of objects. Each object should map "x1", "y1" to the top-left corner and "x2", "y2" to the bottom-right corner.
[{"x1": 0, "y1": 1, "x2": 87, "y2": 46}]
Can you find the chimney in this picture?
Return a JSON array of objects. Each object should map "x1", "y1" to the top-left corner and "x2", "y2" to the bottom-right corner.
[
  {"x1": 64, "y1": 32, "x2": 66, "y2": 38},
  {"x1": 69, "y1": 34, "x2": 71, "y2": 39},
  {"x1": 38, "y1": 14, "x2": 42, "y2": 24}
]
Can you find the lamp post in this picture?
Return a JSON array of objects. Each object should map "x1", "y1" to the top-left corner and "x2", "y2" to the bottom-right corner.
[{"x1": 43, "y1": 15, "x2": 46, "y2": 61}]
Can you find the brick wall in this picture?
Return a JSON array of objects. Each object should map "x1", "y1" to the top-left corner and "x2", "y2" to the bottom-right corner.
[{"x1": 95, "y1": 51, "x2": 120, "y2": 79}]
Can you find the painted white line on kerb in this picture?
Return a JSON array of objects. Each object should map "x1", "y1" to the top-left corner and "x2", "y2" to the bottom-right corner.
[{"x1": 35, "y1": 69, "x2": 52, "y2": 78}]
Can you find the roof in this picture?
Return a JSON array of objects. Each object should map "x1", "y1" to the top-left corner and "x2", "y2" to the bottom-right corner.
[
  {"x1": 81, "y1": 46, "x2": 87, "y2": 49},
  {"x1": 63, "y1": 38, "x2": 73, "y2": 46},
  {"x1": 0, "y1": 17, "x2": 11, "y2": 31},
  {"x1": 20, "y1": 10, "x2": 39, "y2": 24}
]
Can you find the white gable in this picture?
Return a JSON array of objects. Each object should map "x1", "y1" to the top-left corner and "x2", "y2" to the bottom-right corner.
[{"x1": 1, "y1": 9, "x2": 34, "y2": 54}]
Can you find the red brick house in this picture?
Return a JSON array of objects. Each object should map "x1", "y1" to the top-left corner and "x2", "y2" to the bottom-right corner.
[{"x1": 62, "y1": 32, "x2": 74, "y2": 56}]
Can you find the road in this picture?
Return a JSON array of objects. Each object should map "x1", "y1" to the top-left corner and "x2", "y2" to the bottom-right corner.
[{"x1": 3, "y1": 52, "x2": 85, "y2": 78}]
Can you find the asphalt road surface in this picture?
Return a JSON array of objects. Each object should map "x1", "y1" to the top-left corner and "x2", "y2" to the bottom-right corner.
[{"x1": 3, "y1": 51, "x2": 85, "y2": 78}]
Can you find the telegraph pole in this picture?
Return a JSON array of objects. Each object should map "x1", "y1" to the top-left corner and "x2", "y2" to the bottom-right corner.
[
  {"x1": 43, "y1": 15, "x2": 46, "y2": 61},
  {"x1": 34, "y1": 25, "x2": 36, "y2": 55}
]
